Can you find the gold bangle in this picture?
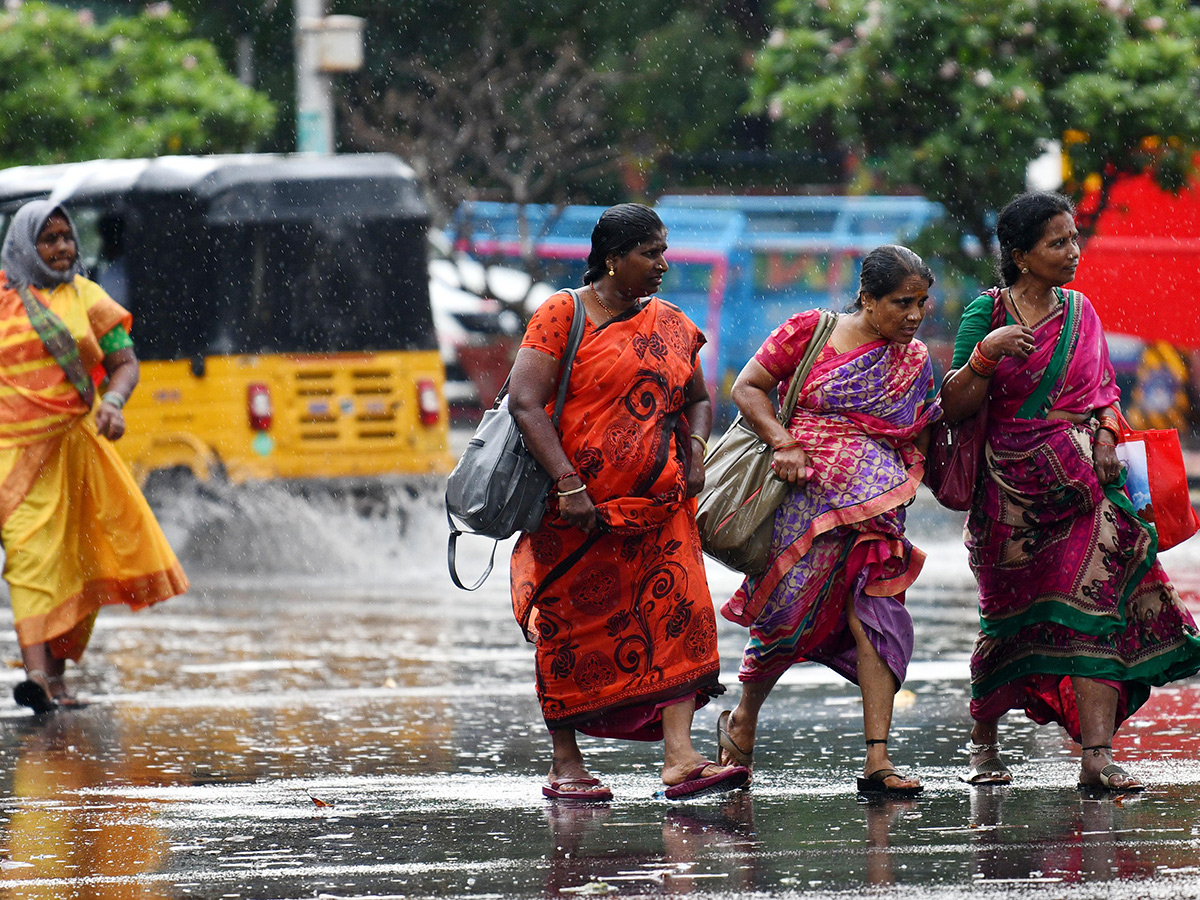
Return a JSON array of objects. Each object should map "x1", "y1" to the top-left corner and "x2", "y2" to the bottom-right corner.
[
  {"x1": 557, "y1": 483, "x2": 588, "y2": 497},
  {"x1": 689, "y1": 433, "x2": 708, "y2": 457}
]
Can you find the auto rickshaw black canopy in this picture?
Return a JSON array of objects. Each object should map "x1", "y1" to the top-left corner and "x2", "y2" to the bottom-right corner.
[{"x1": 0, "y1": 154, "x2": 436, "y2": 362}]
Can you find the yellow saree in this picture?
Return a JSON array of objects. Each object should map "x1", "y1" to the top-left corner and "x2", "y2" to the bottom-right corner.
[{"x1": 0, "y1": 275, "x2": 188, "y2": 659}]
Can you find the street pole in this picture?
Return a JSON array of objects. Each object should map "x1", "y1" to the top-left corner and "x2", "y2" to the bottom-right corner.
[{"x1": 294, "y1": 0, "x2": 333, "y2": 155}]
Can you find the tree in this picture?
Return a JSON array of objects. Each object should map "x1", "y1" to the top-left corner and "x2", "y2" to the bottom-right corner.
[
  {"x1": 0, "y1": 2, "x2": 276, "y2": 169},
  {"x1": 750, "y1": 0, "x2": 1200, "y2": 284},
  {"x1": 340, "y1": 11, "x2": 618, "y2": 224},
  {"x1": 339, "y1": 1, "x2": 766, "y2": 214},
  {"x1": 335, "y1": 0, "x2": 767, "y2": 313}
]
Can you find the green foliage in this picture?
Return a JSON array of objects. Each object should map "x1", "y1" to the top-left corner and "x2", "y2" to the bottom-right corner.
[
  {"x1": 595, "y1": 5, "x2": 753, "y2": 157},
  {"x1": 752, "y1": 0, "x2": 1200, "y2": 286},
  {"x1": 0, "y1": 2, "x2": 276, "y2": 169}
]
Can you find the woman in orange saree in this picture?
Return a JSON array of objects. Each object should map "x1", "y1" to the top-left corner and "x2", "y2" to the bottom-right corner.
[
  {"x1": 509, "y1": 204, "x2": 748, "y2": 801},
  {"x1": 0, "y1": 200, "x2": 188, "y2": 712}
]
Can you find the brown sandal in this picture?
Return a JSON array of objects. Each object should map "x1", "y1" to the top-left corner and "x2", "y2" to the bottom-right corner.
[
  {"x1": 716, "y1": 710, "x2": 753, "y2": 770},
  {"x1": 962, "y1": 743, "x2": 1012, "y2": 785}
]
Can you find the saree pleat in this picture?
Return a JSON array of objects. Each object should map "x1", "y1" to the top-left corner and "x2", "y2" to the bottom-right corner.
[
  {"x1": 966, "y1": 290, "x2": 1200, "y2": 740},
  {"x1": 510, "y1": 292, "x2": 720, "y2": 739},
  {"x1": 722, "y1": 311, "x2": 940, "y2": 688}
]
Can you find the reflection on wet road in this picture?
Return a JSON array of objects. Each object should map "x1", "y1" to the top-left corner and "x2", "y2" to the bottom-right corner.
[{"x1": 0, "y1": 491, "x2": 1197, "y2": 899}]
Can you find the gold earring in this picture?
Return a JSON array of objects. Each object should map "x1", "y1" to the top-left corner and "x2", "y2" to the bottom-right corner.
[
  {"x1": 1021, "y1": 266, "x2": 1029, "y2": 274},
  {"x1": 608, "y1": 266, "x2": 615, "y2": 277}
]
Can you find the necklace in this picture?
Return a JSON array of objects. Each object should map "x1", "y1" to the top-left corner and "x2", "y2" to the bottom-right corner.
[
  {"x1": 1009, "y1": 285, "x2": 1059, "y2": 327},
  {"x1": 1008, "y1": 287, "x2": 1030, "y2": 327},
  {"x1": 590, "y1": 284, "x2": 617, "y2": 318}
]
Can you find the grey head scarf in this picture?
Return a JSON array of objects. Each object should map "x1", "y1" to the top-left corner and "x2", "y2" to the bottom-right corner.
[{"x1": 1, "y1": 200, "x2": 83, "y2": 290}]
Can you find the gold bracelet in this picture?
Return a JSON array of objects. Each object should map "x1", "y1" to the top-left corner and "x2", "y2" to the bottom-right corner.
[
  {"x1": 689, "y1": 433, "x2": 708, "y2": 457},
  {"x1": 557, "y1": 483, "x2": 588, "y2": 496}
]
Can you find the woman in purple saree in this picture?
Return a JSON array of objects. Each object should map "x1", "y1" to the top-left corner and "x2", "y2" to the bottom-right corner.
[
  {"x1": 941, "y1": 191, "x2": 1200, "y2": 792},
  {"x1": 716, "y1": 246, "x2": 941, "y2": 796}
]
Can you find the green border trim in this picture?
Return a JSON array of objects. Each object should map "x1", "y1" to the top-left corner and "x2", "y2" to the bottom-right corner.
[
  {"x1": 972, "y1": 628, "x2": 1200, "y2": 712},
  {"x1": 1015, "y1": 287, "x2": 1074, "y2": 420}
]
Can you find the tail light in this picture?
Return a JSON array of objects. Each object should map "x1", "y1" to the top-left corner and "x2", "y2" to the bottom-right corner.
[
  {"x1": 247, "y1": 383, "x2": 273, "y2": 431},
  {"x1": 416, "y1": 379, "x2": 440, "y2": 426}
]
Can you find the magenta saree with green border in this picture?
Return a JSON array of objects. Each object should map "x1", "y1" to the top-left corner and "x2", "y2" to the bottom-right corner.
[{"x1": 966, "y1": 289, "x2": 1200, "y2": 740}]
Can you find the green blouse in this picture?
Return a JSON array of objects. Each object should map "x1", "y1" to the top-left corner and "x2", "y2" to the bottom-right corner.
[
  {"x1": 950, "y1": 294, "x2": 1013, "y2": 370},
  {"x1": 99, "y1": 323, "x2": 133, "y2": 355}
]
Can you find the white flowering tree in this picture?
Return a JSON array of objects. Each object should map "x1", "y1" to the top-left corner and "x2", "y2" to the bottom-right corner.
[{"x1": 750, "y1": 0, "x2": 1200, "y2": 281}]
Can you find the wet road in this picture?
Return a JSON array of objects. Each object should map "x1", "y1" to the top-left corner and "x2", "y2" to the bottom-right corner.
[{"x1": 0, "y1": 487, "x2": 1199, "y2": 899}]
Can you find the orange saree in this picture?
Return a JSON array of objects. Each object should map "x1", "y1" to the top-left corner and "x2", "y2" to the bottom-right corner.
[
  {"x1": 0, "y1": 275, "x2": 188, "y2": 659},
  {"x1": 510, "y1": 291, "x2": 721, "y2": 739}
]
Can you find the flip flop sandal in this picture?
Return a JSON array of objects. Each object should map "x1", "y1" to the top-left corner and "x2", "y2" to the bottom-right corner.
[
  {"x1": 1078, "y1": 764, "x2": 1145, "y2": 794},
  {"x1": 46, "y1": 676, "x2": 89, "y2": 710},
  {"x1": 542, "y1": 777, "x2": 613, "y2": 802},
  {"x1": 13, "y1": 677, "x2": 58, "y2": 715},
  {"x1": 663, "y1": 762, "x2": 750, "y2": 800},
  {"x1": 857, "y1": 768, "x2": 924, "y2": 798},
  {"x1": 716, "y1": 710, "x2": 753, "y2": 771},
  {"x1": 962, "y1": 754, "x2": 1012, "y2": 785}
]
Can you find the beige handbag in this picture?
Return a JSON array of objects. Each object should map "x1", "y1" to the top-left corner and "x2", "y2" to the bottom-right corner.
[{"x1": 696, "y1": 311, "x2": 836, "y2": 574}]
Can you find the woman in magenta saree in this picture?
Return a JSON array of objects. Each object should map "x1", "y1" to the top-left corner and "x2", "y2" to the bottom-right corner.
[
  {"x1": 716, "y1": 246, "x2": 941, "y2": 796},
  {"x1": 942, "y1": 191, "x2": 1200, "y2": 792}
]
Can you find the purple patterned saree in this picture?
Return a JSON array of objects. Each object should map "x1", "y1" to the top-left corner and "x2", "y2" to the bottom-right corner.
[
  {"x1": 966, "y1": 289, "x2": 1200, "y2": 740},
  {"x1": 722, "y1": 311, "x2": 941, "y2": 687}
]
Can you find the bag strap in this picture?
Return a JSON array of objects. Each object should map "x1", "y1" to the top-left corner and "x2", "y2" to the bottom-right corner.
[
  {"x1": 550, "y1": 288, "x2": 586, "y2": 427},
  {"x1": 446, "y1": 289, "x2": 586, "y2": 592},
  {"x1": 776, "y1": 310, "x2": 837, "y2": 426},
  {"x1": 447, "y1": 509, "x2": 500, "y2": 591},
  {"x1": 491, "y1": 288, "x2": 586, "y2": 414},
  {"x1": 16, "y1": 284, "x2": 95, "y2": 409}
]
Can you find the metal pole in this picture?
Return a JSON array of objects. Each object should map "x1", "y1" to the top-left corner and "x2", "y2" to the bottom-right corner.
[{"x1": 294, "y1": 0, "x2": 333, "y2": 154}]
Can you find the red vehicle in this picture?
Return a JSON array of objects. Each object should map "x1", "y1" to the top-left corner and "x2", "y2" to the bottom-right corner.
[{"x1": 1072, "y1": 174, "x2": 1200, "y2": 435}]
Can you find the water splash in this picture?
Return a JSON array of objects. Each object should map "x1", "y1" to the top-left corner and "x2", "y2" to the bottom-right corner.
[{"x1": 148, "y1": 476, "x2": 451, "y2": 583}]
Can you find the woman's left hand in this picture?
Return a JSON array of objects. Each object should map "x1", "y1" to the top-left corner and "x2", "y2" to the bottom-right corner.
[
  {"x1": 1093, "y1": 436, "x2": 1121, "y2": 485},
  {"x1": 95, "y1": 403, "x2": 126, "y2": 441}
]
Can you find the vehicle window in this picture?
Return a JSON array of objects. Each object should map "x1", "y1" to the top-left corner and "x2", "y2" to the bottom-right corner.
[{"x1": 212, "y1": 220, "x2": 437, "y2": 355}]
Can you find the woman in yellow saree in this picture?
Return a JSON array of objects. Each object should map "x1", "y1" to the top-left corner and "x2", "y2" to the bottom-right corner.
[{"x1": 0, "y1": 200, "x2": 188, "y2": 712}]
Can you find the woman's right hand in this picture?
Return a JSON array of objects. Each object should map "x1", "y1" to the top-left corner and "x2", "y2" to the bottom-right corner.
[
  {"x1": 557, "y1": 481, "x2": 598, "y2": 533},
  {"x1": 981, "y1": 324, "x2": 1036, "y2": 361},
  {"x1": 771, "y1": 445, "x2": 811, "y2": 485}
]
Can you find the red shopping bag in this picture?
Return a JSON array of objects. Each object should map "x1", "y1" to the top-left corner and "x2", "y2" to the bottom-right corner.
[{"x1": 1114, "y1": 420, "x2": 1200, "y2": 551}]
